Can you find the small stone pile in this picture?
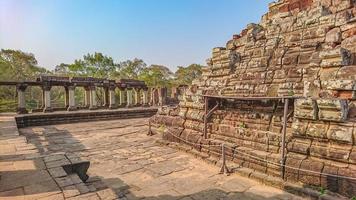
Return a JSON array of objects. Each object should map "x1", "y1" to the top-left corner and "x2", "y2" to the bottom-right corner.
[{"x1": 151, "y1": 0, "x2": 356, "y2": 198}]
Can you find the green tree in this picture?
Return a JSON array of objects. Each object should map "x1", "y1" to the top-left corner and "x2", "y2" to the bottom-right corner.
[
  {"x1": 0, "y1": 49, "x2": 47, "y2": 81},
  {"x1": 0, "y1": 49, "x2": 48, "y2": 111},
  {"x1": 54, "y1": 52, "x2": 117, "y2": 78},
  {"x1": 138, "y1": 64, "x2": 173, "y2": 87},
  {"x1": 173, "y1": 63, "x2": 203, "y2": 86},
  {"x1": 115, "y1": 58, "x2": 146, "y2": 79},
  {"x1": 54, "y1": 63, "x2": 70, "y2": 75},
  {"x1": 82, "y1": 52, "x2": 117, "y2": 78}
]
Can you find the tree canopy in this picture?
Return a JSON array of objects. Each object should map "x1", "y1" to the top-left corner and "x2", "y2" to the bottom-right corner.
[
  {"x1": 52, "y1": 52, "x2": 204, "y2": 87},
  {"x1": 55, "y1": 52, "x2": 117, "y2": 78},
  {"x1": 0, "y1": 49, "x2": 48, "y2": 81},
  {"x1": 138, "y1": 65, "x2": 174, "y2": 87},
  {"x1": 173, "y1": 64, "x2": 203, "y2": 86},
  {"x1": 0, "y1": 49, "x2": 205, "y2": 112}
]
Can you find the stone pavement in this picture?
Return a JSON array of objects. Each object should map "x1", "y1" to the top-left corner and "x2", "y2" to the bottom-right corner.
[{"x1": 1, "y1": 115, "x2": 304, "y2": 199}]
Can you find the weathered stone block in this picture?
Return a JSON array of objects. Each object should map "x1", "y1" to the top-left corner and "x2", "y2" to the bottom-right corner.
[
  {"x1": 333, "y1": 90, "x2": 356, "y2": 99},
  {"x1": 316, "y1": 99, "x2": 349, "y2": 122},
  {"x1": 325, "y1": 27, "x2": 341, "y2": 44},
  {"x1": 321, "y1": 80, "x2": 356, "y2": 91},
  {"x1": 310, "y1": 140, "x2": 351, "y2": 162},
  {"x1": 327, "y1": 123, "x2": 353, "y2": 143},
  {"x1": 287, "y1": 138, "x2": 311, "y2": 154},
  {"x1": 294, "y1": 98, "x2": 318, "y2": 120},
  {"x1": 328, "y1": 142, "x2": 352, "y2": 161},
  {"x1": 320, "y1": 47, "x2": 353, "y2": 67},
  {"x1": 321, "y1": 165, "x2": 339, "y2": 192},
  {"x1": 349, "y1": 147, "x2": 356, "y2": 164},
  {"x1": 338, "y1": 168, "x2": 356, "y2": 197},
  {"x1": 306, "y1": 122, "x2": 329, "y2": 138},
  {"x1": 310, "y1": 141, "x2": 329, "y2": 159},
  {"x1": 178, "y1": 108, "x2": 188, "y2": 118},
  {"x1": 303, "y1": 80, "x2": 321, "y2": 97},
  {"x1": 299, "y1": 159, "x2": 324, "y2": 186},
  {"x1": 285, "y1": 156, "x2": 303, "y2": 183},
  {"x1": 319, "y1": 67, "x2": 340, "y2": 81},
  {"x1": 336, "y1": 65, "x2": 356, "y2": 80}
]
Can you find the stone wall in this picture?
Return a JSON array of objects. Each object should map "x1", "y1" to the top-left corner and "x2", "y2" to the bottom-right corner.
[
  {"x1": 150, "y1": 0, "x2": 356, "y2": 198},
  {"x1": 16, "y1": 108, "x2": 157, "y2": 128}
]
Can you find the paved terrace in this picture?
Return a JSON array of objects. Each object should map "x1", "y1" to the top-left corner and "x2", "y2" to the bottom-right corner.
[{"x1": 0, "y1": 114, "x2": 304, "y2": 200}]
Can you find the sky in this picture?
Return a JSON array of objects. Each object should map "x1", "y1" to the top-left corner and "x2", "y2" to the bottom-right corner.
[{"x1": 0, "y1": 0, "x2": 271, "y2": 72}]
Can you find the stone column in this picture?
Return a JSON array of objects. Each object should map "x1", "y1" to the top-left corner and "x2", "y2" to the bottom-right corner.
[
  {"x1": 134, "y1": 88, "x2": 141, "y2": 106},
  {"x1": 64, "y1": 87, "x2": 69, "y2": 108},
  {"x1": 126, "y1": 88, "x2": 133, "y2": 108},
  {"x1": 171, "y1": 87, "x2": 178, "y2": 99},
  {"x1": 16, "y1": 84, "x2": 28, "y2": 114},
  {"x1": 160, "y1": 87, "x2": 167, "y2": 105},
  {"x1": 42, "y1": 85, "x2": 52, "y2": 113},
  {"x1": 158, "y1": 88, "x2": 163, "y2": 106},
  {"x1": 150, "y1": 88, "x2": 156, "y2": 106},
  {"x1": 109, "y1": 86, "x2": 117, "y2": 109},
  {"x1": 119, "y1": 89, "x2": 125, "y2": 107},
  {"x1": 41, "y1": 89, "x2": 45, "y2": 109},
  {"x1": 142, "y1": 88, "x2": 149, "y2": 107},
  {"x1": 89, "y1": 86, "x2": 97, "y2": 110},
  {"x1": 103, "y1": 87, "x2": 109, "y2": 107},
  {"x1": 67, "y1": 86, "x2": 76, "y2": 111},
  {"x1": 84, "y1": 87, "x2": 91, "y2": 108}
]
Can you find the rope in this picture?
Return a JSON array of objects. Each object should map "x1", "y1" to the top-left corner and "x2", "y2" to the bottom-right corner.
[
  {"x1": 164, "y1": 128, "x2": 221, "y2": 147},
  {"x1": 163, "y1": 128, "x2": 356, "y2": 181}
]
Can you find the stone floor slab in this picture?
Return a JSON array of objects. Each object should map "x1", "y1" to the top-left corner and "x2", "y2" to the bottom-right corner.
[{"x1": 0, "y1": 116, "x2": 305, "y2": 200}]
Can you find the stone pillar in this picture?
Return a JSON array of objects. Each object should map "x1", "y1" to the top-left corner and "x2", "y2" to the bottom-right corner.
[
  {"x1": 109, "y1": 86, "x2": 117, "y2": 109},
  {"x1": 150, "y1": 88, "x2": 156, "y2": 106},
  {"x1": 84, "y1": 87, "x2": 91, "y2": 108},
  {"x1": 42, "y1": 85, "x2": 52, "y2": 113},
  {"x1": 89, "y1": 86, "x2": 97, "y2": 110},
  {"x1": 64, "y1": 87, "x2": 69, "y2": 108},
  {"x1": 103, "y1": 87, "x2": 109, "y2": 107},
  {"x1": 126, "y1": 88, "x2": 133, "y2": 108},
  {"x1": 67, "y1": 86, "x2": 76, "y2": 111},
  {"x1": 171, "y1": 87, "x2": 177, "y2": 99},
  {"x1": 16, "y1": 84, "x2": 28, "y2": 114},
  {"x1": 160, "y1": 87, "x2": 167, "y2": 105},
  {"x1": 41, "y1": 89, "x2": 45, "y2": 109},
  {"x1": 119, "y1": 89, "x2": 125, "y2": 107},
  {"x1": 142, "y1": 88, "x2": 149, "y2": 107},
  {"x1": 134, "y1": 88, "x2": 141, "y2": 106},
  {"x1": 158, "y1": 88, "x2": 163, "y2": 106}
]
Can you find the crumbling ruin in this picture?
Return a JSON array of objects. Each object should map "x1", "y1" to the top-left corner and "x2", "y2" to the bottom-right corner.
[{"x1": 150, "y1": 0, "x2": 356, "y2": 198}]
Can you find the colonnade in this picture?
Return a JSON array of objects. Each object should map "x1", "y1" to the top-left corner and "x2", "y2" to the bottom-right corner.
[
  {"x1": 2, "y1": 76, "x2": 187, "y2": 114},
  {"x1": 16, "y1": 84, "x2": 152, "y2": 114}
]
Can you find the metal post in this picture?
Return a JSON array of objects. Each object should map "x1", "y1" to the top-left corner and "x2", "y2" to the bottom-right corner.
[
  {"x1": 219, "y1": 144, "x2": 230, "y2": 175},
  {"x1": 147, "y1": 120, "x2": 153, "y2": 136},
  {"x1": 281, "y1": 98, "x2": 289, "y2": 179},
  {"x1": 204, "y1": 96, "x2": 208, "y2": 139}
]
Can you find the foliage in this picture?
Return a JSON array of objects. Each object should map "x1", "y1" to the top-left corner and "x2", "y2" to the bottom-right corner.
[
  {"x1": 55, "y1": 52, "x2": 117, "y2": 78},
  {"x1": 0, "y1": 49, "x2": 48, "y2": 81},
  {"x1": 138, "y1": 65, "x2": 173, "y2": 87},
  {"x1": 0, "y1": 49, "x2": 49, "y2": 112},
  {"x1": 0, "y1": 49, "x2": 205, "y2": 112},
  {"x1": 115, "y1": 58, "x2": 146, "y2": 79},
  {"x1": 173, "y1": 64, "x2": 203, "y2": 86},
  {"x1": 0, "y1": 99, "x2": 17, "y2": 112},
  {"x1": 319, "y1": 187, "x2": 326, "y2": 196}
]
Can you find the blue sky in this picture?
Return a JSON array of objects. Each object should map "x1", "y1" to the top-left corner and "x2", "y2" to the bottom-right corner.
[{"x1": 0, "y1": 0, "x2": 271, "y2": 71}]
